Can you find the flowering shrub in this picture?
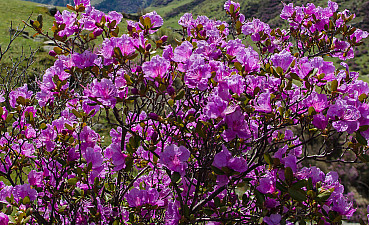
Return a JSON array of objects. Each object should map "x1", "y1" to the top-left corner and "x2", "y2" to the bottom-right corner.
[{"x1": 0, "y1": 0, "x2": 368, "y2": 224}]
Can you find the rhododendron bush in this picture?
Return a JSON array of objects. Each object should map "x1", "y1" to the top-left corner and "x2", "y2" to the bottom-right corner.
[{"x1": 0, "y1": 0, "x2": 369, "y2": 224}]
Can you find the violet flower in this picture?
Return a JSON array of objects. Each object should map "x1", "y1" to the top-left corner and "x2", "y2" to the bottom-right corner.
[{"x1": 160, "y1": 144, "x2": 190, "y2": 176}]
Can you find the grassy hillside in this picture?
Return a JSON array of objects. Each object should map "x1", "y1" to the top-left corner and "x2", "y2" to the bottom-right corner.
[{"x1": 0, "y1": 0, "x2": 62, "y2": 73}]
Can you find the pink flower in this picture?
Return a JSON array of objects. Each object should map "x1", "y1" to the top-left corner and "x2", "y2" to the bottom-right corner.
[
  {"x1": 9, "y1": 84, "x2": 33, "y2": 108},
  {"x1": 28, "y1": 170, "x2": 43, "y2": 187},
  {"x1": 212, "y1": 146, "x2": 247, "y2": 173},
  {"x1": 0, "y1": 212, "x2": 9, "y2": 225},
  {"x1": 264, "y1": 214, "x2": 281, "y2": 225},
  {"x1": 142, "y1": 55, "x2": 170, "y2": 80},
  {"x1": 160, "y1": 144, "x2": 190, "y2": 176}
]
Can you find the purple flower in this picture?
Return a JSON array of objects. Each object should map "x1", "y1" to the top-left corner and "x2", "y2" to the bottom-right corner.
[
  {"x1": 0, "y1": 212, "x2": 9, "y2": 225},
  {"x1": 80, "y1": 126, "x2": 100, "y2": 151},
  {"x1": 71, "y1": 51, "x2": 97, "y2": 69},
  {"x1": 165, "y1": 201, "x2": 180, "y2": 225},
  {"x1": 39, "y1": 124, "x2": 57, "y2": 152},
  {"x1": 257, "y1": 175, "x2": 275, "y2": 194},
  {"x1": 312, "y1": 113, "x2": 328, "y2": 130},
  {"x1": 125, "y1": 188, "x2": 160, "y2": 207},
  {"x1": 178, "y1": 13, "x2": 193, "y2": 27},
  {"x1": 303, "y1": 92, "x2": 328, "y2": 113},
  {"x1": 327, "y1": 98, "x2": 360, "y2": 133},
  {"x1": 85, "y1": 78, "x2": 117, "y2": 108},
  {"x1": 224, "y1": 0, "x2": 240, "y2": 13},
  {"x1": 79, "y1": 6, "x2": 104, "y2": 32},
  {"x1": 264, "y1": 214, "x2": 282, "y2": 225},
  {"x1": 163, "y1": 45, "x2": 173, "y2": 61},
  {"x1": 105, "y1": 143, "x2": 127, "y2": 171},
  {"x1": 55, "y1": 10, "x2": 78, "y2": 37},
  {"x1": 270, "y1": 49, "x2": 294, "y2": 71},
  {"x1": 242, "y1": 19, "x2": 270, "y2": 42},
  {"x1": 185, "y1": 60, "x2": 212, "y2": 91},
  {"x1": 223, "y1": 107, "x2": 251, "y2": 141},
  {"x1": 226, "y1": 39, "x2": 244, "y2": 56},
  {"x1": 280, "y1": 3, "x2": 294, "y2": 20},
  {"x1": 205, "y1": 94, "x2": 228, "y2": 119},
  {"x1": 160, "y1": 144, "x2": 190, "y2": 176},
  {"x1": 213, "y1": 146, "x2": 232, "y2": 169},
  {"x1": 106, "y1": 11, "x2": 123, "y2": 25},
  {"x1": 13, "y1": 184, "x2": 37, "y2": 202},
  {"x1": 9, "y1": 84, "x2": 33, "y2": 108},
  {"x1": 254, "y1": 92, "x2": 272, "y2": 113},
  {"x1": 351, "y1": 29, "x2": 369, "y2": 42},
  {"x1": 142, "y1": 55, "x2": 170, "y2": 80},
  {"x1": 142, "y1": 11, "x2": 163, "y2": 29},
  {"x1": 74, "y1": 0, "x2": 90, "y2": 6},
  {"x1": 332, "y1": 195, "x2": 356, "y2": 217},
  {"x1": 309, "y1": 57, "x2": 335, "y2": 80},
  {"x1": 84, "y1": 147, "x2": 104, "y2": 173},
  {"x1": 28, "y1": 170, "x2": 43, "y2": 187},
  {"x1": 100, "y1": 35, "x2": 136, "y2": 60},
  {"x1": 227, "y1": 74, "x2": 245, "y2": 95},
  {"x1": 173, "y1": 41, "x2": 193, "y2": 63},
  {"x1": 236, "y1": 46, "x2": 260, "y2": 74}
]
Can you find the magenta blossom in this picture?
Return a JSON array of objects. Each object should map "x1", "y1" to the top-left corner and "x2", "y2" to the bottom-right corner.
[
  {"x1": 9, "y1": 84, "x2": 33, "y2": 108},
  {"x1": 160, "y1": 144, "x2": 190, "y2": 176},
  {"x1": 142, "y1": 55, "x2": 170, "y2": 80},
  {"x1": 212, "y1": 145, "x2": 247, "y2": 173},
  {"x1": 0, "y1": 212, "x2": 8, "y2": 225},
  {"x1": 85, "y1": 78, "x2": 118, "y2": 108},
  {"x1": 264, "y1": 214, "x2": 282, "y2": 225}
]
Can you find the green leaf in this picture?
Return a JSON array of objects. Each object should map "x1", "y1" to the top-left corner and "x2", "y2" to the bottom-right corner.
[
  {"x1": 356, "y1": 132, "x2": 367, "y2": 146},
  {"x1": 292, "y1": 180, "x2": 306, "y2": 189},
  {"x1": 290, "y1": 73, "x2": 301, "y2": 80},
  {"x1": 331, "y1": 80, "x2": 338, "y2": 92},
  {"x1": 72, "y1": 109, "x2": 81, "y2": 118},
  {"x1": 359, "y1": 93, "x2": 367, "y2": 102},
  {"x1": 67, "y1": 178, "x2": 78, "y2": 186},
  {"x1": 58, "y1": 205, "x2": 67, "y2": 213},
  {"x1": 229, "y1": 3, "x2": 235, "y2": 14},
  {"x1": 316, "y1": 190, "x2": 333, "y2": 202},
  {"x1": 171, "y1": 172, "x2": 181, "y2": 183},
  {"x1": 65, "y1": 123, "x2": 74, "y2": 130},
  {"x1": 234, "y1": 62, "x2": 243, "y2": 72},
  {"x1": 22, "y1": 196, "x2": 30, "y2": 205},
  {"x1": 5, "y1": 113, "x2": 13, "y2": 123},
  {"x1": 285, "y1": 167, "x2": 294, "y2": 184},
  {"x1": 263, "y1": 153, "x2": 272, "y2": 165},
  {"x1": 175, "y1": 90, "x2": 185, "y2": 100},
  {"x1": 276, "y1": 181, "x2": 288, "y2": 193},
  {"x1": 124, "y1": 74, "x2": 133, "y2": 85},
  {"x1": 255, "y1": 190, "x2": 265, "y2": 205},
  {"x1": 288, "y1": 187, "x2": 307, "y2": 202},
  {"x1": 211, "y1": 166, "x2": 225, "y2": 175}
]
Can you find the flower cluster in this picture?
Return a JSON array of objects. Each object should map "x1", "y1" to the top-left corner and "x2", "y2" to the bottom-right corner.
[{"x1": 0, "y1": 0, "x2": 368, "y2": 224}]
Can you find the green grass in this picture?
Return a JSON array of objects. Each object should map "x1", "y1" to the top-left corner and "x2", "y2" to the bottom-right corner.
[{"x1": 0, "y1": 0, "x2": 64, "y2": 72}]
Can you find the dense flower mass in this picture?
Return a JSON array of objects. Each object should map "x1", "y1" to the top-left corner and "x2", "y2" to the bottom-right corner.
[{"x1": 0, "y1": 0, "x2": 368, "y2": 224}]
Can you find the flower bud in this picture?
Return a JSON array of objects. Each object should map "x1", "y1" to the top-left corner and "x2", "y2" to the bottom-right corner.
[
  {"x1": 148, "y1": 113, "x2": 159, "y2": 121},
  {"x1": 151, "y1": 131, "x2": 158, "y2": 142},
  {"x1": 167, "y1": 86, "x2": 175, "y2": 96},
  {"x1": 160, "y1": 35, "x2": 168, "y2": 42},
  {"x1": 146, "y1": 43, "x2": 152, "y2": 51},
  {"x1": 49, "y1": 50, "x2": 57, "y2": 57},
  {"x1": 135, "y1": 66, "x2": 142, "y2": 73},
  {"x1": 131, "y1": 88, "x2": 138, "y2": 95}
]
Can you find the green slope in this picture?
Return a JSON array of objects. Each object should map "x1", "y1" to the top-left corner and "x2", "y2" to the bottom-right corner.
[{"x1": 0, "y1": 0, "x2": 63, "y2": 72}]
